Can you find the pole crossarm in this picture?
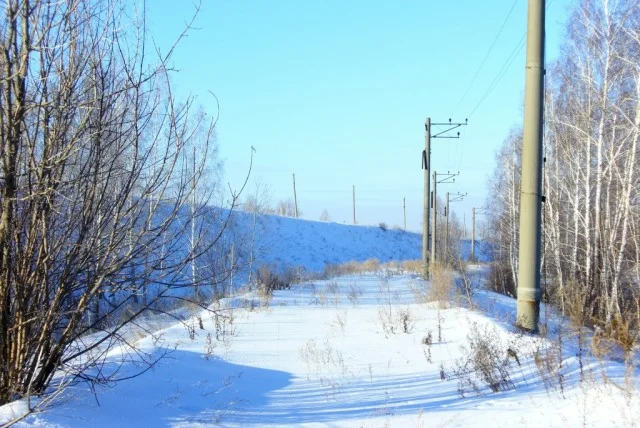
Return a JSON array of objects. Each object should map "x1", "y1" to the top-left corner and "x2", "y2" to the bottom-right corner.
[
  {"x1": 431, "y1": 118, "x2": 468, "y2": 139},
  {"x1": 474, "y1": 207, "x2": 489, "y2": 215},
  {"x1": 449, "y1": 192, "x2": 467, "y2": 203},
  {"x1": 435, "y1": 171, "x2": 459, "y2": 184}
]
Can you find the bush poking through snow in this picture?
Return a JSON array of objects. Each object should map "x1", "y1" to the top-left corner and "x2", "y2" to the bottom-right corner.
[
  {"x1": 453, "y1": 323, "x2": 517, "y2": 396},
  {"x1": 402, "y1": 259, "x2": 424, "y2": 274},
  {"x1": 347, "y1": 284, "x2": 363, "y2": 306},
  {"x1": 377, "y1": 306, "x2": 415, "y2": 337},
  {"x1": 533, "y1": 337, "x2": 565, "y2": 395},
  {"x1": 322, "y1": 258, "x2": 383, "y2": 278},
  {"x1": 429, "y1": 263, "x2": 454, "y2": 307},
  {"x1": 422, "y1": 331, "x2": 433, "y2": 346},
  {"x1": 255, "y1": 265, "x2": 296, "y2": 294}
]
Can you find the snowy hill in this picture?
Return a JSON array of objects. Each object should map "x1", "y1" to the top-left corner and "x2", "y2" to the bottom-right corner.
[{"x1": 229, "y1": 211, "x2": 422, "y2": 273}]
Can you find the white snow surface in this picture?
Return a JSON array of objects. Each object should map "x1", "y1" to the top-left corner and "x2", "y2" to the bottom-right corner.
[
  {"x1": 1, "y1": 216, "x2": 638, "y2": 427},
  {"x1": 225, "y1": 210, "x2": 423, "y2": 274}
]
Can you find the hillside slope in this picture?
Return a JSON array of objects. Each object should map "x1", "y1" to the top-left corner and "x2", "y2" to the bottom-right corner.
[{"x1": 227, "y1": 211, "x2": 422, "y2": 274}]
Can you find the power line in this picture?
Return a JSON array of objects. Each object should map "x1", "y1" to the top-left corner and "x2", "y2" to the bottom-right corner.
[
  {"x1": 466, "y1": 0, "x2": 556, "y2": 119},
  {"x1": 451, "y1": 0, "x2": 519, "y2": 117},
  {"x1": 467, "y1": 34, "x2": 526, "y2": 118}
]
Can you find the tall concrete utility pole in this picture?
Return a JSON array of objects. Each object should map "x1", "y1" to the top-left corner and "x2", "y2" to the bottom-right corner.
[
  {"x1": 431, "y1": 172, "x2": 437, "y2": 269},
  {"x1": 422, "y1": 118, "x2": 431, "y2": 279},
  {"x1": 445, "y1": 193, "x2": 449, "y2": 257},
  {"x1": 292, "y1": 173, "x2": 299, "y2": 218},
  {"x1": 517, "y1": 0, "x2": 545, "y2": 332},
  {"x1": 352, "y1": 185, "x2": 356, "y2": 225},
  {"x1": 422, "y1": 117, "x2": 467, "y2": 278}
]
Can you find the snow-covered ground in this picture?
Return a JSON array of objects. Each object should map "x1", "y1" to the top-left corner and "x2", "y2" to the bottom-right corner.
[
  {"x1": 225, "y1": 210, "x2": 423, "y2": 274},
  {"x1": 1, "y1": 216, "x2": 638, "y2": 427}
]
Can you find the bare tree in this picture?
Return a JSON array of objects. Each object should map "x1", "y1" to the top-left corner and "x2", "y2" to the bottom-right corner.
[{"x1": 0, "y1": 0, "x2": 241, "y2": 406}]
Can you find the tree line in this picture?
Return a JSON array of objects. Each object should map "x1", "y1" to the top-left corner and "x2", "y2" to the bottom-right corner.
[{"x1": 488, "y1": 0, "x2": 640, "y2": 339}]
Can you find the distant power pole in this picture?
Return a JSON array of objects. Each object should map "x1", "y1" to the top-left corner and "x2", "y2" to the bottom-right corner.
[
  {"x1": 431, "y1": 171, "x2": 458, "y2": 269},
  {"x1": 471, "y1": 207, "x2": 488, "y2": 261},
  {"x1": 517, "y1": 0, "x2": 545, "y2": 333},
  {"x1": 292, "y1": 173, "x2": 299, "y2": 218},
  {"x1": 422, "y1": 117, "x2": 467, "y2": 278},
  {"x1": 403, "y1": 197, "x2": 407, "y2": 231},
  {"x1": 463, "y1": 212, "x2": 467, "y2": 238},
  {"x1": 352, "y1": 185, "x2": 356, "y2": 224},
  {"x1": 445, "y1": 192, "x2": 466, "y2": 259}
]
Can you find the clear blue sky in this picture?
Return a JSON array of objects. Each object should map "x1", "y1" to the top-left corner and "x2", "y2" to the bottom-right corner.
[{"x1": 147, "y1": 0, "x2": 573, "y2": 232}]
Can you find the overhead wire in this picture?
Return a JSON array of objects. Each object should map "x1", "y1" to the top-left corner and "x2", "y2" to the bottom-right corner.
[
  {"x1": 450, "y1": 0, "x2": 520, "y2": 117},
  {"x1": 467, "y1": 34, "x2": 526, "y2": 119},
  {"x1": 465, "y1": 0, "x2": 556, "y2": 119}
]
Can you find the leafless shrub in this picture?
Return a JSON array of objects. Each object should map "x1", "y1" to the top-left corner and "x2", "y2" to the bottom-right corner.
[
  {"x1": 453, "y1": 323, "x2": 518, "y2": 396},
  {"x1": 298, "y1": 339, "x2": 349, "y2": 380},
  {"x1": 204, "y1": 333, "x2": 217, "y2": 360},
  {"x1": 321, "y1": 258, "x2": 405, "y2": 279},
  {"x1": 422, "y1": 331, "x2": 433, "y2": 346},
  {"x1": 347, "y1": 284, "x2": 363, "y2": 306},
  {"x1": 377, "y1": 306, "x2": 414, "y2": 337},
  {"x1": 255, "y1": 265, "x2": 292, "y2": 294},
  {"x1": 326, "y1": 280, "x2": 339, "y2": 295},
  {"x1": 452, "y1": 259, "x2": 480, "y2": 307},
  {"x1": 402, "y1": 260, "x2": 424, "y2": 274},
  {"x1": 422, "y1": 331, "x2": 433, "y2": 363},
  {"x1": 331, "y1": 311, "x2": 348, "y2": 336},
  {"x1": 533, "y1": 336, "x2": 565, "y2": 395},
  {"x1": 410, "y1": 281, "x2": 430, "y2": 305},
  {"x1": 362, "y1": 258, "x2": 381, "y2": 273},
  {"x1": 429, "y1": 263, "x2": 454, "y2": 307}
]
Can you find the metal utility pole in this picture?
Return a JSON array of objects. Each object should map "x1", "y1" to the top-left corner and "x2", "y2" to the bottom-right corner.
[
  {"x1": 292, "y1": 173, "x2": 299, "y2": 218},
  {"x1": 431, "y1": 171, "x2": 458, "y2": 269},
  {"x1": 445, "y1": 192, "x2": 466, "y2": 258},
  {"x1": 422, "y1": 117, "x2": 467, "y2": 278},
  {"x1": 517, "y1": 0, "x2": 545, "y2": 333},
  {"x1": 352, "y1": 185, "x2": 356, "y2": 224},
  {"x1": 403, "y1": 197, "x2": 407, "y2": 231},
  {"x1": 471, "y1": 207, "x2": 488, "y2": 262}
]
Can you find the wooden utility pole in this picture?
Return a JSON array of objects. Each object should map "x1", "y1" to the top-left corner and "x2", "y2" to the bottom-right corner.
[
  {"x1": 517, "y1": 0, "x2": 545, "y2": 333},
  {"x1": 352, "y1": 185, "x2": 356, "y2": 224},
  {"x1": 292, "y1": 173, "x2": 299, "y2": 218},
  {"x1": 403, "y1": 197, "x2": 407, "y2": 231}
]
